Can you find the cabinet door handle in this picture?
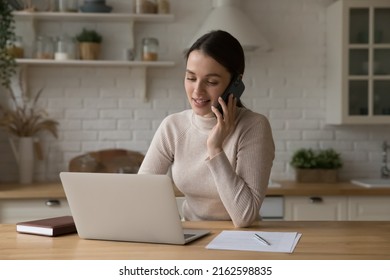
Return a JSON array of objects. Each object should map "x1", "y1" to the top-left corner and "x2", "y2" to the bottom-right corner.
[
  {"x1": 45, "y1": 199, "x2": 61, "y2": 207},
  {"x1": 309, "y1": 197, "x2": 323, "y2": 203}
]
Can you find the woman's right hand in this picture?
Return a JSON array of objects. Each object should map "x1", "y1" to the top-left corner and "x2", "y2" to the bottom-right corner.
[{"x1": 207, "y1": 94, "x2": 237, "y2": 158}]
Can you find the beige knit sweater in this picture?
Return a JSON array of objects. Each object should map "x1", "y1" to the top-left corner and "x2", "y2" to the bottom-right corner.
[{"x1": 138, "y1": 108, "x2": 275, "y2": 227}]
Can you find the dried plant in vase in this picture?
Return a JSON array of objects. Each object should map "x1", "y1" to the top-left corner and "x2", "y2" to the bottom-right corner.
[
  {"x1": 0, "y1": 82, "x2": 59, "y2": 138},
  {"x1": 0, "y1": 72, "x2": 59, "y2": 184}
]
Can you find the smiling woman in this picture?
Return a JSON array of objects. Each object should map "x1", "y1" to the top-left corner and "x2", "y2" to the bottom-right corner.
[
  {"x1": 138, "y1": 30, "x2": 275, "y2": 228},
  {"x1": 184, "y1": 51, "x2": 231, "y2": 117}
]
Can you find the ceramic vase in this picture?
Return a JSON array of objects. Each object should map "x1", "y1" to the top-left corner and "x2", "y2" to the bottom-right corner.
[{"x1": 10, "y1": 137, "x2": 35, "y2": 184}]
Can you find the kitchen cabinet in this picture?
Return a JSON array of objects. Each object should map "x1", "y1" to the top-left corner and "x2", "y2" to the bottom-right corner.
[
  {"x1": 0, "y1": 182, "x2": 70, "y2": 224},
  {"x1": 2, "y1": 181, "x2": 390, "y2": 223},
  {"x1": 13, "y1": 11, "x2": 175, "y2": 100},
  {"x1": 326, "y1": 0, "x2": 390, "y2": 124},
  {"x1": 0, "y1": 196, "x2": 182, "y2": 224},
  {"x1": 348, "y1": 196, "x2": 390, "y2": 220},
  {"x1": 0, "y1": 198, "x2": 71, "y2": 224},
  {"x1": 284, "y1": 196, "x2": 348, "y2": 221},
  {"x1": 285, "y1": 195, "x2": 390, "y2": 221}
]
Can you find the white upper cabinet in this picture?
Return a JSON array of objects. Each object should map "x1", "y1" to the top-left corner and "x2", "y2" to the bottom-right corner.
[{"x1": 326, "y1": 0, "x2": 390, "y2": 124}]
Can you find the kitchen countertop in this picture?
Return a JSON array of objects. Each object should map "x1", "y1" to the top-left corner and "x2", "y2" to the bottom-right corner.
[
  {"x1": 0, "y1": 182, "x2": 66, "y2": 199},
  {"x1": 2, "y1": 180, "x2": 390, "y2": 199}
]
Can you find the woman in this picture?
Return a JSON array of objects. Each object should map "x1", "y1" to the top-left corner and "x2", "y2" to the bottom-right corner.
[{"x1": 138, "y1": 30, "x2": 274, "y2": 227}]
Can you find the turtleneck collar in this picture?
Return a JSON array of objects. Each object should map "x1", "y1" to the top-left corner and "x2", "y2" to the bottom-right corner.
[
  {"x1": 191, "y1": 111, "x2": 217, "y2": 133},
  {"x1": 190, "y1": 107, "x2": 246, "y2": 134}
]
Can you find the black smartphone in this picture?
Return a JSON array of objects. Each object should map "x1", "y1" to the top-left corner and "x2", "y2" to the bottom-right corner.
[{"x1": 216, "y1": 75, "x2": 245, "y2": 115}]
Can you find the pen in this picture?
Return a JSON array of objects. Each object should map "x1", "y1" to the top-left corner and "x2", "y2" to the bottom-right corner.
[{"x1": 254, "y1": 233, "x2": 271, "y2": 246}]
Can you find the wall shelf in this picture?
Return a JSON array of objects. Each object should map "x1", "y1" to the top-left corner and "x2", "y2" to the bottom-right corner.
[
  {"x1": 13, "y1": 11, "x2": 175, "y2": 23},
  {"x1": 13, "y1": 10, "x2": 176, "y2": 102},
  {"x1": 16, "y1": 59, "x2": 175, "y2": 101},
  {"x1": 16, "y1": 59, "x2": 175, "y2": 67}
]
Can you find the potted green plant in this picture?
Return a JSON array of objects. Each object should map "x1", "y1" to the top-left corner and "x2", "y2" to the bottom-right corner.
[
  {"x1": 75, "y1": 28, "x2": 103, "y2": 60},
  {"x1": 290, "y1": 148, "x2": 343, "y2": 183},
  {"x1": 1, "y1": 1, "x2": 17, "y2": 92}
]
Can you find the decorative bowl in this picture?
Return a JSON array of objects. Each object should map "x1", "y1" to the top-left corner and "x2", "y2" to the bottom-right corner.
[
  {"x1": 83, "y1": 0, "x2": 107, "y2": 3},
  {"x1": 80, "y1": 3, "x2": 112, "y2": 13}
]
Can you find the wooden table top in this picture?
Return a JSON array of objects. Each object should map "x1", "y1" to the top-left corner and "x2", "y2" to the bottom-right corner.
[{"x1": 1, "y1": 221, "x2": 390, "y2": 260}]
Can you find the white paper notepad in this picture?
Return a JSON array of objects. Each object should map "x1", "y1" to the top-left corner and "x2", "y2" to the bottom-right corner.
[{"x1": 206, "y1": 230, "x2": 302, "y2": 253}]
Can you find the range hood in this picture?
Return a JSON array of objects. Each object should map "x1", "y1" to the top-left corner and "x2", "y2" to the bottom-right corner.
[{"x1": 188, "y1": 0, "x2": 271, "y2": 51}]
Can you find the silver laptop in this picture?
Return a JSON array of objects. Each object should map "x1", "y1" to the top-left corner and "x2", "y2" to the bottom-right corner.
[{"x1": 59, "y1": 172, "x2": 209, "y2": 245}]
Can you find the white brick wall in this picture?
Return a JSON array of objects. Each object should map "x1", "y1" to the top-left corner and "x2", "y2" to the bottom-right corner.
[{"x1": 1, "y1": 0, "x2": 390, "y2": 183}]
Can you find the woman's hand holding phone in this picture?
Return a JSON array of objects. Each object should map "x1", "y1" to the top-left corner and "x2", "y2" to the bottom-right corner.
[
  {"x1": 208, "y1": 94, "x2": 237, "y2": 158},
  {"x1": 215, "y1": 76, "x2": 245, "y2": 115},
  {"x1": 207, "y1": 75, "x2": 244, "y2": 158}
]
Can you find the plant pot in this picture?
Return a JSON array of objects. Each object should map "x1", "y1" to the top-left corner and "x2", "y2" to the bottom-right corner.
[
  {"x1": 295, "y1": 169, "x2": 338, "y2": 183},
  {"x1": 79, "y1": 42, "x2": 100, "y2": 60}
]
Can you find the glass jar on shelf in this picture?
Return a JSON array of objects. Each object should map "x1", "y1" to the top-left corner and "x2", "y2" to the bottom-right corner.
[
  {"x1": 136, "y1": 0, "x2": 157, "y2": 14},
  {"x1": 157, "y1": 0, "x2": 170, "y2": 14},
  {"x1": 54, "y1": 35, "x2": 76, "y2": 60},
  {"x1": 142, "y1": 37, "x2": 159, "y2": 61},
  {"x1": 58, "y1": 0, "x2": 78, "y2": 12},
  {"x1": 34, "y1": 36, "x2": 55, "y2": 59},
  {"x1": 6, "y1": 36, "x2": 24, "y2": 58}
]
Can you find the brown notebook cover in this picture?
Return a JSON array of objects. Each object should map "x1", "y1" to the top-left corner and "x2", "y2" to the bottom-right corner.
[{"x1": 16, "y1": 216, "x2": 77, "y2": 237}]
